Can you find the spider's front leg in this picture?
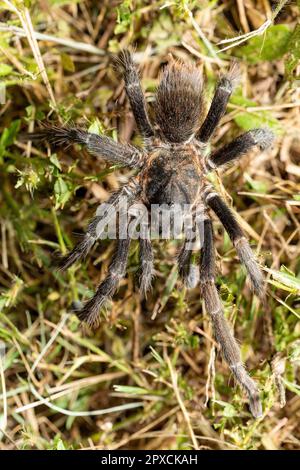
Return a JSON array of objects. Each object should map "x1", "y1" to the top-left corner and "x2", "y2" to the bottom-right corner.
[
  {"x1": 77, "y1": 237, "x2": 131, "y2": 329},
  {"x1": 59, "y1": 178, "x2": 141, "y2": 269},
  {"x1": 196, "y1": 63, "x2": 240, "y2": 143},
  {"x1": 23, "y1": 125, "x2": 146, "y2": 169},
  {"x1": 200, "y1": 215, "x2": 262, "y2": 418},
  {"x1": 116, "y1": 50, "x2": 154, "y2": 139},
  {"x1": 205, "y1": 128, "x2": 274, "y2": 171},
  {"x1": 204, "y1": 188, "x2": 264, "y2": 297}
]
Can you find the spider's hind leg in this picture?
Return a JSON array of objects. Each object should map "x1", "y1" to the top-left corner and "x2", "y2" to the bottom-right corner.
[
  {"x1": 205, "y1": 190, "x2": 264, "y2": 297},
  {"x1": 139, "y1": 238, "x2": 154, "y2": 296},
  {"x1": 77, "y1": 237, "x2": 131, "y2": 329},
  {"x1": 58, "y1": 179, "x2": 141, "y2": 270},
  {"x1": 200, "y1": 216, "x2": 262, "y2": 418},
  {"x1": 178, "y1": 218, "x2": 200, "y2": 289}
]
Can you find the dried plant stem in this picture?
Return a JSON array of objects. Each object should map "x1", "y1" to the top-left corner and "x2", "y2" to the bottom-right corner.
[
  {"x1": 0, "y1": 22, "x2": 105, "y2": 56},
  {"x1": 3, "y1": 2, "x2": 57, "y2": 110},
  {"x1": 204, "y1": 345, "x2": 216, "y2": 413},
  {"x1": 0, "y1": 355, "x2": 7, "y2": 435},
  {"x1": 217, "y1": 0, "x2": 289, "y2": 52},
  {"x1": 166, "y1": 354, "x2": 199, "y2": 450},
  {"x1": 184, "y1": 5, "x2": 218, "y2": 59}
]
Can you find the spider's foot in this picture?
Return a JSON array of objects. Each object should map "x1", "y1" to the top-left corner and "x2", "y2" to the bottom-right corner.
[
  {"x1": 113, "y1": 48, "x2": 134, "y2": 72},
  {"x1": 70, "y1": 300, "x2": 83, "y2": 312},
  {"x1": 57, "y1": 235, "x2": 95, "y2": 271},
  {"x1": 77, "y1": 298, "x2": 103, "y2": 330},
  {"x1": 76, "y1": 275, "x2": 116, "y2": 329},
  {"x1": 248, "y1": 391, "x2": 263, "y2": 419},
  {"x1": 139, "y1": 270, "x2": 154, "y2": 298},
  {"x1": 230, "y1": 361, "x2": 263, "y2": 419},
  {"x1": 184, "y1": 264, "x2": 200, "y2": 289},
  {"x1": 20, "y1": 124, "x2": 89, "y2": 147},
  {"x1": 250, "y1": 128, "x2": 275, "y2": 151},
  {"x1": 180, "y1": 264, "x2": 199, "y2": 289},
  {"x1": 223, "y1": 61, "x2": 241, "y2": 90}
]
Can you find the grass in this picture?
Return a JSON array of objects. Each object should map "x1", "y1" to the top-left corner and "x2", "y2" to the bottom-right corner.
[{"x1": 0, "y1": 0, "x2": 300, "y2": 450}]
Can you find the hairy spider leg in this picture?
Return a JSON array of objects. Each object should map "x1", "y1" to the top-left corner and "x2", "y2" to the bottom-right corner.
[
  {"x1": 139, "y1": 238, "x2": 154, "y2": 296},
  {"x1": 117, "y1": 50, "x2": 154, "y2": 139},
  {"x1": 177, "y1": 209, "x2": 201, "y2": 289},
  {"x1": 77, "y1": 237, "x2": 131, "y2": 329},
  {"x1": 59, "y1": 179, "x2": 141, "y2": 270},
  {"x1": 199, "y1": 216, "x2": 263, "y2": 418},
  {"x1": 24, "y1": 125, "x2": 146, "y2": 169},
  {"x1": 205, "y1": 128, "x2": 274, "y2": 171},
  {"x1": 204, "y1": 188, "x2": 264, "y2": 297},
  {"x1": 197, "y1": 63, "x2": 240, "y2": 143}
]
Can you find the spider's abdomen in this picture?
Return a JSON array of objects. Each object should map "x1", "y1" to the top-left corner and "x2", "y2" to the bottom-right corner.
[{"x1": 143, "y1": 149, "x2": 200, "y2": 207}]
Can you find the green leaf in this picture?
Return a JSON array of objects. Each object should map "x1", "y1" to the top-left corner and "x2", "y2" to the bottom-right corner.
[
  {"x1": 231, "y1": 95, "x2": 282, "y2": 133},
  {"x1": 285, "y1": 24, "x2": 300, "y2": 79},
  {"x1": 0, "y1": 64, "x2": 13, "y2": 77},
  {"x1": 60, "y1": 53, "x2": 75, "y2": 73},
  {"x1": 266, "y1": 267, "x2": 300, "y2": 294},
  {"x1": 113, "y1": 385, "x2": 150, "y2": 395},
  {"x1": 213, "y1": 400, "x2": 237, "y2": 418},
  {"x1": 50, "y1": 153, "x2": 62, "y2": 171},
  {"x1": 115, "y1": 0, "x2": 133, "y2": 35},
  {"x1": 56, "y1": 439, "x2": 66, "y2": 450},
  {"x1": 237, "y1": 25, "x2": 292, "y2": 62},
  {"x1": 88, "y1": 118, "x2": 103, "y2": 135},
  {"x1": 0, "y1": 119, "x2": 20, "y2": 158},
  {"x1": 149, "y1": 346, "x2": 165, "y2": 366},
  {"x1": 54, "y1": 177, "x2": 72, "y2": 209},
  {"x1": 244, "y1": 173, "x2": 268, "y2": 193}
]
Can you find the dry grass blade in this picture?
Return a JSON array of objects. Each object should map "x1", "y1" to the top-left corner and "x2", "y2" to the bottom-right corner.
[{"x1": 0, "y1": 0, "x2": 299, "y2": 452}]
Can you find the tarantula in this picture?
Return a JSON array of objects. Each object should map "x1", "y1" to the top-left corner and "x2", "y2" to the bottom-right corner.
[{"x1": 26, "y1": 50, "x2": 274, "y2": 418}]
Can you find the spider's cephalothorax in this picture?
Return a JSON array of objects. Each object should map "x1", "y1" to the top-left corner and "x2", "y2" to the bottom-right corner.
[{"x1": 25, "y1": 50, "x2": 274, "y2": 418}]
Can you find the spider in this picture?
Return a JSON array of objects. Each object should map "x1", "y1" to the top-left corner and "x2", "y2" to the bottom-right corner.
[{"x1": 26, "y1": 50, "x2": 274, "y2": 418}]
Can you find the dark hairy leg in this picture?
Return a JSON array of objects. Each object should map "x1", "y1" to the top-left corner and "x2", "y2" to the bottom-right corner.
[
  {"x1": 23, "y1": 125, "x2": 146, "y2": 169},
  {"x1": 204, "y1": 189, "x2": 264, "y2": 297},
  {"x1": 77, "y1": 237, "x2": 131, "y2": 329},
  {"x1": 178, "y1": 219, "x2": 200, "y2": 289},
  {"x1": 59, "y1": 179, "x2": 141, "y2": 269},
  {"x1": 139, "y1": 238, "x2": 154, "y2": 296},
  {"x1": 196, "y1": 63, "x2": 240, "y2": 143},
  {"x1": 200, "y1": 216, "x2": 262, "y2": 418},
  {"x1": 116, "y1": 50, "x2": 154, "y2": 139},
  {"x1": 206, "y1": 128, "x2": 274, "y2": 171}
]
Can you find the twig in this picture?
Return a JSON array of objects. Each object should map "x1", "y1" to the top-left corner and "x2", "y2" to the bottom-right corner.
[
  {"x1": 0, "y1": 22, "x2": 105, "y2": 56},
  {"x1": 217, "y1": 0, "x2": 289, "y2": 53},
  {"x1": 218, "y1": 20, "x2": 272, "y2": 52},
  {"x1": 2, "y1": 2, "x2": 57, "y2": 110},
  {"x1": 16, "y1": 385, "x2": 144, "y2": 417},
  {"x1": 204, "y1": 345, "x2": 216, "y2": 413},
  {"x1": 184, "y1": 6, "x2": 218, "y2": 59},
  {"x1": 0, "y1": 353, "x2": 7, "y2": 436},
  {"x1": 30, "y1": 312, "x2": 69, "y2": 373},
  {"x1": 166, "y1": 354, "x2": 199, "y2": 450}
]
